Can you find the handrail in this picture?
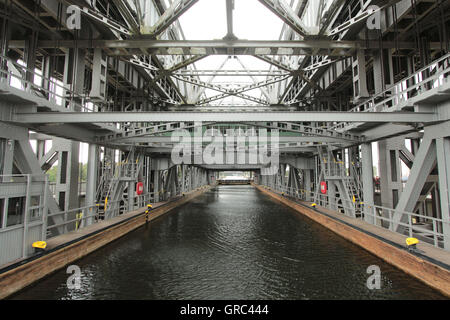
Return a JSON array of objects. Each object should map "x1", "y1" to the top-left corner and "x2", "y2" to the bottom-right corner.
[
  {"x1": 0, "y1": 54, "x2": 93, "y2": 113},
  {"x1": 353, "y1": 53, "x2": 450, "y2": 110},
  {"x1": 260, "y1": 181, "x2": 447, "y2": 249},
  {"x1": 330, "y1": 52, "x2": 450, "y2": 131}
]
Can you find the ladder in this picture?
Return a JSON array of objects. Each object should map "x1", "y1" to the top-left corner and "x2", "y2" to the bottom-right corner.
[{"x1": 96, "y1": 147, "x2": 144, "y2": 220}]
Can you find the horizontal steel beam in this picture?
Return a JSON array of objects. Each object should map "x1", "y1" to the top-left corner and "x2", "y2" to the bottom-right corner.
[
  {"x1": 175, "y1": 70, "x2": 289, "y2": 77},
  {"x1": 8, "y1": 40, "x2": 440, "y2": 56},
  {"x1": 114, "y1": 136, "x2": 349, "y2": 144},
  {"x1": 13, "y1": 112, "x2": 436, "y2": 123}
]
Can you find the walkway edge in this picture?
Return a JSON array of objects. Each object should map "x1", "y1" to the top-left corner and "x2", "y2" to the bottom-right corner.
[
  {"x1": 254, "y1": 184, "x2": 450, "y2": 298},
  {"x1": 0, "y1": 186, "x2": 212, "y2": 300}
]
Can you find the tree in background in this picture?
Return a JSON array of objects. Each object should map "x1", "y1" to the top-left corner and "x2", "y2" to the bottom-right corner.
[{"x1": 46, "y1": 163, "x2": 87, "y2": 183}]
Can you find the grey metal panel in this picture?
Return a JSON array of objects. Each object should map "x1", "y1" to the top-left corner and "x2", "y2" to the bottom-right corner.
[
  {"x1": 0, "y1": 182, "x2": 48, "y2": 197},
  {"x1": 0, "y1": 183, "x2": 26, "y2": 196},
  {"x1": 0, "y1": 227, "x2": 23, "y2": 266}
]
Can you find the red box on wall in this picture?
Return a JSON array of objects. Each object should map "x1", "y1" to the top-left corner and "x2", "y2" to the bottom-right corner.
[
  {"x1": 320, "y1": 181, "x2": 327, "y2": 194},
  {"x1": 136, "y1": 182, "x2": 144, "y2": 195}
]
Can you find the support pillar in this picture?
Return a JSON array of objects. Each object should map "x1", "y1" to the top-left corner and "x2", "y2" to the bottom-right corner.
[
  {"x1": 362, "y1": 143, "x2": 375, "y2": 224},
  {"x1": 436, "y1": 137, "x2": 450, "y2": 249},
  {"x1": 86, "y1": 144, "x2": 99, "y2": 226},
  {"x1": 352, "y1": 49, "x2": 369, "y2": 102},
  {"x1": 153, "y1": 170, "x2": 160, "y2": 203},
  {"x1": 304, "y1": 169, "x2": 312, "y2": 201}
]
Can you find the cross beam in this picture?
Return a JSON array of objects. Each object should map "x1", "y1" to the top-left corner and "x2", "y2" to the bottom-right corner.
[
  {"x1": 8, "y1": 40, "x2": 437, "y2": 56},
  {"x1": 12, "y1": 111, "x2": 436, "y2": 124}
]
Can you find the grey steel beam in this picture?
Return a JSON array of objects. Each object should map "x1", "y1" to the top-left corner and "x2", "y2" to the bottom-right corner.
[
  {"x1": 114, "y1": 136, "x2": 349, "y2": 144},
  {"x1": 252, "y1": 55, "x2": 294, "y2": 72},
  {"x1": 393, "y1": 137, "x2": 436, "y2": 231},
  {"x1": 257, "y1": 0, "x2": 311, "y2": 36},
  {"x1": 79, "y1": 6, "x2": 132, "y2": 35},
  {"x1": 362, "y1": 124, "x2": 420, "y2": 142},
  {"x1": 111, "y1": 0, "x2": 140, "y2": 32},
  {"x1": 9, "y1": 39, "x2": 437, "y2": 55},
  {"x1": 168, "y1": 55, "x2": 208, "y2": 72},
  {"x1": 436, "y1": 137, "x2": 450, "y2": 250},
  {"x1": 326, "y1": 1, "x2": 403, "y2": 37},
  {"x1": 176, "y1": 70, "x2": 290, "y2": 77},
  {"x1": 13, "y1": 111, "x2": 436, "y2": 123},
  {"x1": 242, "y1": 121, "x2": 361, "y2": 142},
  {"x1": 224, "y1": 0, "x2": 237, "y2": 40},
  {"x1": 143, "y1": 0, "x2": 200, "y2": 37}
]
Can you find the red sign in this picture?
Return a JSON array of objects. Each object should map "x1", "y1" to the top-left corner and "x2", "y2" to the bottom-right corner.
[
  {"x1": 136, "y1": 182, "x2": 144, "y2": 195},
  {"x1": 320, "y1": 181, "x2": 327, "y2": 194}
]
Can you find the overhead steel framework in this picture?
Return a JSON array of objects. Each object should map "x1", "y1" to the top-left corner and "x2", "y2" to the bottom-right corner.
[{"x1": 0, "y1": 0, "x2": 450, "y2": 268}]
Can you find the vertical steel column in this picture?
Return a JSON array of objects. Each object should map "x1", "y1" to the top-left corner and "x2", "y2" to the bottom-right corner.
[
  {"x1": 86, "y1": 144, "x2": 99, "y2": 226},
  {"x1": 2, "y1": 139, "x2": 14, "y2": 175},
  {"x1": 304, "y1": 169, "x2": 312, "y2": 201},
  {"x1": 328, "y1": 181, "x2": 337, "y2": 211},
  {"x1": 24, "y1": 33, "x2": 37, "y2": 90},
  {"x1": 22, "y1": 174, "x2": 31, "y2": 258},
  {"x1": 378, "y1": 138, "x2": 404, "y2": 227},
  {"x1": 153, "y1": 170, "x2": 160, "y2": 203},
  {"x1": 362, "y1": 143, "x2": 375, "y2": 224},
  {"x1": 436, "y1": 137, "x2": 450, "y2": 249},
  {"x1": 352, "y1": 49, "x2": 369, "y2": 102},
  {"x1": 42, "y1": 175, "x2": 49, "y2": 241},
  {"x1": 394, "y1": 137, "x2": 436, "y2": 231},
  {"x1": 90, "y1": 49, "x2": 108, "y2": 101},
  {"x1": 53, "y1": 138, "x2": 80, "y2": 232}
]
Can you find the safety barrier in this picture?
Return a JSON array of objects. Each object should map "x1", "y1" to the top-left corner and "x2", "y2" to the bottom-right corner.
[
  {"x1": 331, "y1": 52, "x2": 450, "y2": 132},
  {"x1": 259, "y1": 182, "x2": 448, "y2": 250}
]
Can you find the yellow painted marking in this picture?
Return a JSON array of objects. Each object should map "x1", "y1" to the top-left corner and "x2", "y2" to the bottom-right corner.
[{"x1": 76, "y1": 212, "x2": 83, "y2": 230}]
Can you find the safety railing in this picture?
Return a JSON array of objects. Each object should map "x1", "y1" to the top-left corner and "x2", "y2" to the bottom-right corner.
[
  {"x1": 0, "y1": 54, "x2": 95, "y2": 113},
  {"x1": 331, "y1": 52, "x2": 450, "y2": 131},
  {"x1": 259, "y1": 181, "x2": 448, "y2": 250},
  {"x1": 322, "y1": 158, "x2": 347, "y2": 177},
  {"x1": 48, "y1": 182, "x2": 87, "y2": 197},
  {"x1": 0, "y1": 54, "x2": 122, "y2": 132},
  {"x1": 46, "y1": 191, "x2": 156, "y2": 238}
]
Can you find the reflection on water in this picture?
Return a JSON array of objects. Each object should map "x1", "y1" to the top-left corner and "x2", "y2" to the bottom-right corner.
[{"x1": 11, "y1": 186, "x2": 446, "y2": 300}]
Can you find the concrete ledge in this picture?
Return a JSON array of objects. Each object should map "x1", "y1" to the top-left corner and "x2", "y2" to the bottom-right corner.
[
  {"x1": 0, "y1": 186, "x2": 212, "y2": 299},
  {"x1": 254, "y1": 184, "x2": 450, "y2": 298}
]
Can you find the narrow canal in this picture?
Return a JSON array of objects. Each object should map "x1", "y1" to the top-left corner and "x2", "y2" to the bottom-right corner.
[{"x1": 12, "y1": 186, "x2": 446, "y2": 299}]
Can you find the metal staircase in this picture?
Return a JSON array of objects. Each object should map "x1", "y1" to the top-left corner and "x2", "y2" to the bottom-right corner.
[
  {"x1": 96, "y1": 147, "x2": 144, "y2": 220},
  {"x1": 317, "y1": 145, "x2": 362, "y2": 218}
]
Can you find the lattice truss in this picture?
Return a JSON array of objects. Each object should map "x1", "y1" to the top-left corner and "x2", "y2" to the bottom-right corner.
[{"x1": 2, "y1": 0, "x2": 399, "y2": 109}]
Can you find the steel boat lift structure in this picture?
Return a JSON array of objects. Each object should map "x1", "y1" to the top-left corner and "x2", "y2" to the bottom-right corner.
[{"x1": 0, "y1": 0, "x2": 449, "y2": 269}]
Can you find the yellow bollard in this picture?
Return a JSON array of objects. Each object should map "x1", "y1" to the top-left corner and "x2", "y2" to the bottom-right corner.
[
  {"x1": 406, "y1": 237, "x2": 419, "y2": 252},
  {"x1": 32, "y1": 241, "x2": 47, "y2": 254}
]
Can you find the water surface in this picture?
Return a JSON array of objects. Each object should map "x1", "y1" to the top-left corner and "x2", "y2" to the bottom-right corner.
[{"x1": 12, "y1": 186, "x2": 446, "y2": 300}]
